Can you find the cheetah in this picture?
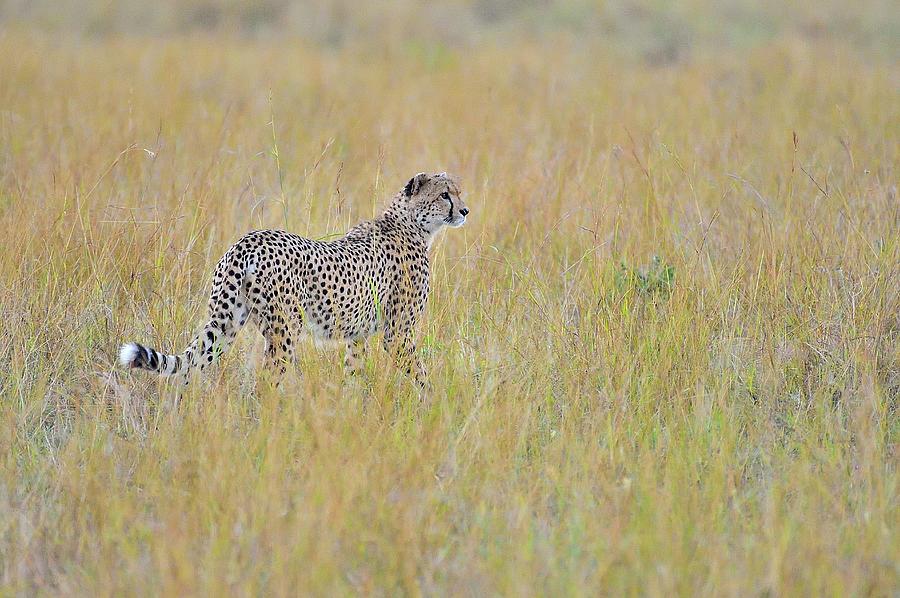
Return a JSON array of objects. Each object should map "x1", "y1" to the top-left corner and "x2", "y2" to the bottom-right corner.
[{"x1": 119, "y1": 172, "x2": 468, "y2": 389}]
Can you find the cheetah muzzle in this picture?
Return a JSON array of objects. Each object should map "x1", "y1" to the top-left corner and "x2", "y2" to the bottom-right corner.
[{"x1": 119, "y1": 172, "x2": 469, "y2": 390}]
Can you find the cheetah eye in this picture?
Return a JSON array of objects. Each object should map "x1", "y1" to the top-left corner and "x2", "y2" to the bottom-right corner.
[{"x1": 441, "y1": 192, "x2": 450, "y2": 200}]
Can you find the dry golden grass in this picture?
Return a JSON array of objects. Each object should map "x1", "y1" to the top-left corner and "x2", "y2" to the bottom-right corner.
[{"x1": 0, "y1": 26, "x2": 897, "y2": 595}]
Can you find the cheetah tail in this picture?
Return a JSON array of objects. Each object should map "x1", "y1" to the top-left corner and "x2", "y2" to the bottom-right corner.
[
  {"x1": 119, "y1": 308, "x2": 245, "y2": 379},
  {"x1": 120, "y1": 246, "x2": 249, "y2": 379},
  {"x1": 118, "y1": 341, "x2": 188, "y2": 377}
]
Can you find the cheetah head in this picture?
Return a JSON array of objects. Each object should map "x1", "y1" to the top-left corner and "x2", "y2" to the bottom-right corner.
[{"x1": 400, "y1": 172, "x2": 469, "y2": 234}]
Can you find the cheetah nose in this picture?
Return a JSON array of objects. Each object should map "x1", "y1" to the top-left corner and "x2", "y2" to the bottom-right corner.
[{"x1": 460, "y1": 207, "x2": 469, "y2": 216}]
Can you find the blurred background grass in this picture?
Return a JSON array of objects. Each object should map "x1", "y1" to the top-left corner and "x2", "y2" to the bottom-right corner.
[
  {"x1": 2, "y1": 0, "x2": 899, "y2": 61},
  {"x1": 0, "y1": 1, "x2": 898, "y2": 595}
]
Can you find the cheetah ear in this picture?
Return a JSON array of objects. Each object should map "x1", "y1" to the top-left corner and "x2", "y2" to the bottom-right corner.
[{"x1": 404, "y1": 172, "x2": 429, "y2": 197}]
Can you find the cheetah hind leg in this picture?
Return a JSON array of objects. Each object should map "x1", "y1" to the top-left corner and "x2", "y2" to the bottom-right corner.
[
  {"x1": 263, "y1": 334, "x2": 294, "y2": 386},
  {"x1": 254, "y1": 311, "x2": 295, "y2": 389}
]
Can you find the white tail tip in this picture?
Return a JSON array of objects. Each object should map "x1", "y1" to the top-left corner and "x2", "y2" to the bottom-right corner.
[{"x1": 119, "y1": 343, "x2": 140, "y2": 367}]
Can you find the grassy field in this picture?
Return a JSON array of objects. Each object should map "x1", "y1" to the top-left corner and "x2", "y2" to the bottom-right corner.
[{"x1": 0, "y1": 10, "x2": 898, "y2": 596}]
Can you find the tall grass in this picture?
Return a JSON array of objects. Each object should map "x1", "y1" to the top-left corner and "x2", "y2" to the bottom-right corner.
[{"x1": 0, "y1": 26, "x2": 897, "y2": 595}]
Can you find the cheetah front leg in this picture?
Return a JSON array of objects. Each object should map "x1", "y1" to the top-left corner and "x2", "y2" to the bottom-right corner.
[
  {"x1": 383, "y1": 325, "x2": 428, "y2": 397},
  {"x1": 343, "y1": 339, "x2": 365, "y2": 374}
]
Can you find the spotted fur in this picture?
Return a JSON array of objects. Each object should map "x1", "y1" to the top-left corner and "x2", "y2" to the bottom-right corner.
[{"x1": 119, "y1": 172, "x2": 468, "y2": 388}]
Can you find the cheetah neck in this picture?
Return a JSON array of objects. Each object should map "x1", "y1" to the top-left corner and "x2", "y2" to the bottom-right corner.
[
  {"x1": 379, "y1": 198, "x2": 439, "y2": 250},
  {"x1": 425, "y1": 228, "x2": 444, "y2": 250}
]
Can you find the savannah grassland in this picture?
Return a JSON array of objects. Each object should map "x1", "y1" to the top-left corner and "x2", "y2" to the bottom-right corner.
[{"x1": 0, "y1": 1, "x2": 898, "y2": 595}]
